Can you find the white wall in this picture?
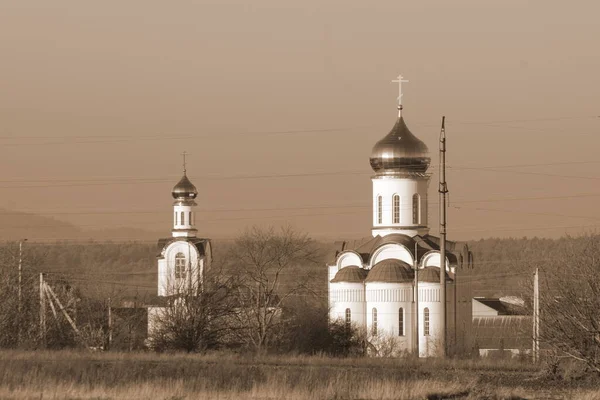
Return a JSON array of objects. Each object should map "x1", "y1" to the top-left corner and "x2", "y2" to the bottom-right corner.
[
  {"x1": 157, "y1": 241, "x2": 204, "y2": 296},
  {"x1": 365, "y1": 282, "x2": 414, "y2": 352},
  {"x1": 472, "y1": 299, "x2": 500, "y2": 317},
  {"x1": 329, "y1": 282, "x2": 366, "y2": 326}
]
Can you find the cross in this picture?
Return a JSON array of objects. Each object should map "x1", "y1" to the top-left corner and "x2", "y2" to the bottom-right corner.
[
  {"x1": 392, "y1": 74, "x2": 409, "y2": 113},
  {"x1": 181, "y1": 151, "x2": 189, "y2": 174}
]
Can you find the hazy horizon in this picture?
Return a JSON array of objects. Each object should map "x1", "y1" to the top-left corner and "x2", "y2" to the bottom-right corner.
[{"x1": 2, "y1": 0, "x2": 600, "y2": 242}]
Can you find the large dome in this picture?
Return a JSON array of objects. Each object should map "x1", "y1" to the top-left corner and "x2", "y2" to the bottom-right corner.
[
  {"x1": 331, "y1": 265, "x2": 368, "y2": 283},
  {"x1": 369, "y1": 116, "x2": 430, "y2": 174},
  {"x1": 365, "y1": 259, "x2": 414, "y2": 283},
  {"x1": 172, "y1": 174, "x2": 198, "y2": 200}
]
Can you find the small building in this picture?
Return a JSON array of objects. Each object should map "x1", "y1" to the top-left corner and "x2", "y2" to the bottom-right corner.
[
  {"x1": 472, "y1": 297, "x2": 532, "y2": 358},
  {"x1": 147, "y1": 161, "x2": 212, "y2": 337}
]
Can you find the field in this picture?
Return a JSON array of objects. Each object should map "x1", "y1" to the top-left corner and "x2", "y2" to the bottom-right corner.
[{"x1": 1, "y1": 351, "x2": 599, "y2": 400}]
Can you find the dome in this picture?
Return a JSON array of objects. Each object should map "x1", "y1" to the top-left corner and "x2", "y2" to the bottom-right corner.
[
  {"x1": 369, "y1": 116, "x2": 430, "y2": 174},
  {"x1": 418, "y1": 266, "x2": 452, "y2": 283},
  {"x1": 331, "y1": 266, "x2": 368, "y2": 283},
  {"x1": 365, "y1": 259, "x2": 414, "y2": 283},
  {"x1": 172, "y1": 174, "x2": 198, "y2": 200}
]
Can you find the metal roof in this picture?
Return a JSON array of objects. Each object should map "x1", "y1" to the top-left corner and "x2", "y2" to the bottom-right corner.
[
  {"x1": 330, "y1": 265, "x2": 368, "y2": 283},
  {"x1": 365, "y1": 259, "x2": 414, "y2": 283}
]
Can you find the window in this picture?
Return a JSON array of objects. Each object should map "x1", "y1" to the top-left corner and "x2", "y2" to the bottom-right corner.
[
  {"x1": 175, "y1": 253, "x2": 186, "y2": 280},
  {"x1": 175, "y1": 212, "x2": 178, "y2": 225},
  {"x1": 412, "y1": 193, "x2": 420, "y2": 224},
  {"x1": 424, "y1": 307, "x2": 430, "y2": 336},
  {"x1": 377, "y1": 195, "x2": 383, "y2": 224},
  {"x1": 189, "y1": 212, "x2": 192, "y2": 226},
  {"x1": 392, "y1": 194, "x2": 400, "y2": 224},
  {"x1": 345, "y1": 308, "x2": 351, "y2": 330},
  {"x1": 372, "y1": 308, "x2": 378, "y2": 336},
  {"x1": 399, "y1": 308, "x2": 404, "y2": 336},
  {"x1": 181, "y1": 211, "x2": 185, "y2": 225}
]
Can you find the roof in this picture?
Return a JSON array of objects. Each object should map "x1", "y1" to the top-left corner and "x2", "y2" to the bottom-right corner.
[
  {"x1": 365, "y1": 259, "x2": 413, "y2": 283},
  {"x1": 474, "y1": 298, "x2": 527, "y2": 316},
  {"x1": 330, "y1": 233, "x2": 460, "y2": 266},
  {"x1": 418, "y1": 266, "x2": 453, "y2": 282},
  {"x1": 472, "y1": 316, "x2": 532, "y2": 349},
  {"x1": 331, "y1": 265, "x2": 368, "y2": 283},
  {"x1": 156, "y1": 237, "x2": 211, "y2": 258}
]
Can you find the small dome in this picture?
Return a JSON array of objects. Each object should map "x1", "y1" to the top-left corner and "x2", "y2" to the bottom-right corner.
[
  {"x1": 172, "y1": 174, "x2": 198, "y2": 200},
  {"x1": 366, "y1": 259, "x2": 414, "y2": 283},
  {"x1": 418, "y1": 266, "x2": 452, "y2": 283},
  {"x1": 369, "y1": 117, "x2": 430, "y2": 174},
  {"x1": 331, "y1": 266, "x2": 368, "y2": 283}
]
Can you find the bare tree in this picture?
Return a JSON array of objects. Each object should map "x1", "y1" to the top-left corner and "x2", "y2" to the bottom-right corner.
[
  {"x1": 538, "y1": 234, "x2": 600, "y2": 373},
  {"x1": 147, "y1": 265, "x2": 239, "y2": 352},
  {"x1": 229, "y1": 226, "x2": 318, "y2": 352}
]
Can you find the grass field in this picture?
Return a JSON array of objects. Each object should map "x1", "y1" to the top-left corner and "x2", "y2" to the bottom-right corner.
[{"x1": 0, "y1": 350, "x2": 598, "y2": 400}]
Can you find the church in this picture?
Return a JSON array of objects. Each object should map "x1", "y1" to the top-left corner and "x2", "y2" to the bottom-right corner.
[{"x1": 327, "y1": 76, "x2": 474, "y2": 357}]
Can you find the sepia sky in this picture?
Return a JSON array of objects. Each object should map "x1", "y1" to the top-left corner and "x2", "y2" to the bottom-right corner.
[{"x1": 1, "y1": 0, "x2": 600, "y2": 241}]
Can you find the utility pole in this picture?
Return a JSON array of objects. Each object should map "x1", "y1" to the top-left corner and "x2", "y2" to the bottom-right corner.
[
  {"x1": 533, "y1": 268, "x2": 540, "y2": 363},
  {"x1": 107, "y1": 297, "x2": 112, "y2": 351},
  {"x1": 413, "y1": 240, "x2": 420, "y2": 356},
  {"x1": 39, "y1": 273, "x2": 46, "y2": 347},
  {"x1": 17, "y1": 238, "x2": 27, "y2": 345},
  {"x1": 439, "y1": 116, "x2": 448, "y2": 358}
]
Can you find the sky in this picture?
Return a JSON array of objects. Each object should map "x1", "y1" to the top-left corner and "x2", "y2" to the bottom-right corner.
[{"x1": 1, "y1": 0, "x2": 599, "y2": 241}]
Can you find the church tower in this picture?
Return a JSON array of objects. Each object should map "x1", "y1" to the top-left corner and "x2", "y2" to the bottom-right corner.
[
  {"x1": 155, "y1": 154, "x2": 212, "y2": 297},
  {"x1": 369, "y1": 75, "x2": 431, "y2": 237}
]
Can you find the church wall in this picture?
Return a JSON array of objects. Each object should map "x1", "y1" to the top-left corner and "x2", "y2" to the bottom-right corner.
[
  {"x1": 418, "y1": 282, "x2": 442, "y2": 357},
  {"x1": 329, "y1": 282, "x2": 366, "y2": 326},
  {"x1": 337, "y1": 252, "x2": 364, "y2": 269},
  {"x1": 365, "y1": 282, "x2": 414, "y2": 352},
  {"x1": 158, "y1": 241, "x2": 203, "y2": 296}
]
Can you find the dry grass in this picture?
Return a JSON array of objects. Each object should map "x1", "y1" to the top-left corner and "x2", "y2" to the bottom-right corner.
[{"x1": 0, "y1": 350, "x2": 594, "y2": 399}]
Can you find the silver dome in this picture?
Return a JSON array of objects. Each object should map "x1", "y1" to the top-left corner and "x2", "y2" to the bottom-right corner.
[{"x1": 369, "y1": 116, "x2": 430, "y2": 174}]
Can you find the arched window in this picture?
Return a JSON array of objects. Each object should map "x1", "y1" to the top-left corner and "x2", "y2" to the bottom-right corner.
[
  {"x1": 399, "y1": 308, "x2": 404, "y2": 336},
  {"x1": 392, "y1": 194, "x2": 400, "y2": 224},
  {"x1": 372, "y1": 308, "x2": 378, "y2": 336},
  {"x1": 189, "y1": 212, "x2": 193, "y2": 226},
  {"x1": 345, "y1": 308, "x2": 351, "y2": 330},
  {"x1": 412, "y1": 193, "x2": 420, "y2": 224},
  {"x1": 424, "y1": 307, "x2": 430, "y2": 336},
  {"x1": 175, "y1": 212, "x2": 178, "y2": 225},
  {"x1": 175, "y1": 253, "x2": 186, "y2": 279},
  {"x1": 181, "y1": 211, "x2": 185, "y2": 225},
  {"x1": 377, "y1": 195, "x2": 383, "y2": 224}
]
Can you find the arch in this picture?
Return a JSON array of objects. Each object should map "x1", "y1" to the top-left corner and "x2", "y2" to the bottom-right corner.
[
  {"x1": 337, "y1": 251, "x2": 363, "y2": 269},
  {"x1": 421, "y1": 251, "x2": 451, "y2": 272},
  {"x1": 175, "y1": 252, "x2": 186, "y2": 280},
  {"x1": 369, "y1": 243, "x2": 413, "y2": 268},
  {"x1": 392, "y1": 194, "x2": 400, "y2": 224},
  {"x1": 174, "y1": 212, "x2": 178, "y2": 225},
  {"x1": 412, "y1": 193, "x2": 420, "y2": 224},
  {"x1": 377, "y1": 195, "x2": 383, "y2": 224},
  {"x1": 423, "y1": 307, "x2": 430, "y2": 336},
  {"x1": 345, "y1": 308, "x2": 351, "y2": 329},
  {"x1": 372, "y1": 308, "x2": 378, "y2": 336},
  {"x1": 180, "y1": 211, "x2": 185, "y2": 225},
  {"x1": 399, "y1": 308, "x2": 404, "y2": 336}
]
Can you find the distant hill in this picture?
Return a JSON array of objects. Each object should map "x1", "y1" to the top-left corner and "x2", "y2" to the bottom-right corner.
[
  {"x1": 0, "y1": 209, "x2": 82, "y2": 241},
  {"x1": 0, "y1": 209, "x2": 162, "y2": 242}
]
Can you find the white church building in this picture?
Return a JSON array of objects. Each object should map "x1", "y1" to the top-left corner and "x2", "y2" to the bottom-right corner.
[{"x1": 328, "y1": 77, "x2": 474, "y2": 357}]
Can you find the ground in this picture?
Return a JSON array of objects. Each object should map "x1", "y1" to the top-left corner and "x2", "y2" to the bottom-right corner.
[{"x1": 0, "y1": 350, "x2": 599, "y2": 399}]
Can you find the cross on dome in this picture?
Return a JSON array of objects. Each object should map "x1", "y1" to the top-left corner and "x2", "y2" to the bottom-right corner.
[
  {"x1": 181, "y1": 151, "x2": 189, "y2": 174},
  {"x1": 391, "y1": 74, "x2": 409, "y2": 116}
]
